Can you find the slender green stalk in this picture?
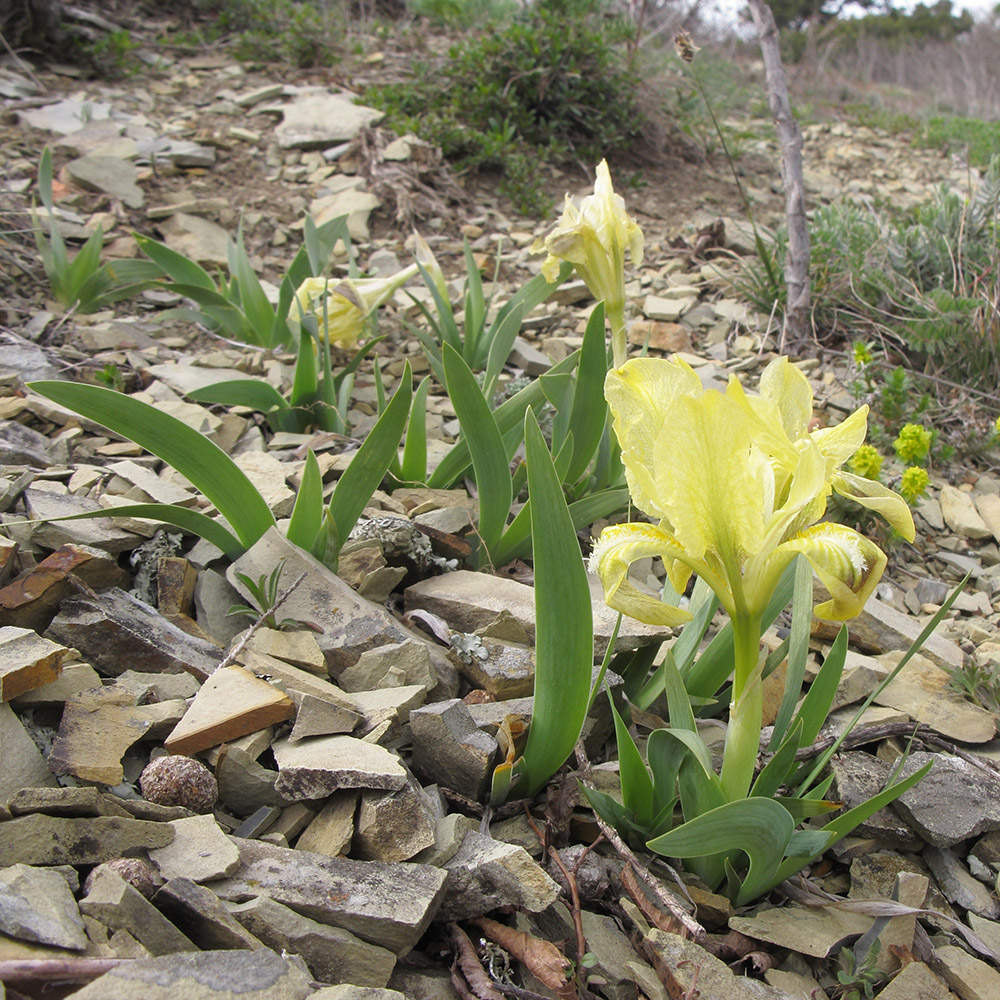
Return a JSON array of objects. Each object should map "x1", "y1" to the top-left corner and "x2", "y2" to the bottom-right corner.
[{"x1": 719, "y1": 613, "x2": 763, "y2": 801}]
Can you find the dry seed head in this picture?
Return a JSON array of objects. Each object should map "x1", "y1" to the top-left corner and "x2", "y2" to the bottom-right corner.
[{"x1": 674, "y1": 31, "x2": 699, "y2": 63}]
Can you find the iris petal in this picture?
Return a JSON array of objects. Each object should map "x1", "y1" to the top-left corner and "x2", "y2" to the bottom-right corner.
[{"x1": 589, "y1": 522, "x2": 693, "y2": 626}]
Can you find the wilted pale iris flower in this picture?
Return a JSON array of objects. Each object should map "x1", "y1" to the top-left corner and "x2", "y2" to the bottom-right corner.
[
  {"x1": 589, "y1": 355, "x2": 914, "y2": 798},
  {"x1": 294, "y1": 233, "x2": 445, "y2": 350},
  {"x1": 532, "y1": 159, "x2": 643, "y2": 368}
]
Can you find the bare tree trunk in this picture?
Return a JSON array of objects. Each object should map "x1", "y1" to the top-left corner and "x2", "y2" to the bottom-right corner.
[{"x1": 746, "y1": 0, "x2": 811, "y2": 347}]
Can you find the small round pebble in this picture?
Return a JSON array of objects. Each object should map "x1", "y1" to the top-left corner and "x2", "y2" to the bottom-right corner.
[
  {"x1": 139, "y1": 755, "x2": 218, "y2": 813},
  {"x1": 84, "y1": 858, "x2": 156, "y2": 898}
]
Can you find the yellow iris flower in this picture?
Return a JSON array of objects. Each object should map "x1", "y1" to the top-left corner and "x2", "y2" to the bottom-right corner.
[
  {"x1": 589, "y1": 355, "x2": 914, "y2": 799},
  {"x1": 532, "y1": 159, "x2": 643, "y2": 367},
  {"x1": 293, "y1": 233, "x2": 446, "y2": 350},
  {"x1": 591, "y1": 355, "x2": 913, "y2": 632}
]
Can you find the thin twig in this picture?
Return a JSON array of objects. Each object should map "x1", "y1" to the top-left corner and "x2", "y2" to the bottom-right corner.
[
  {"x1": 546, "y1": 844, "x2": 588, "y2": 967},
  {"x1": 0, "y1": 29, "x2": 44, "y2": 92},
  {"x1": 216, "y1": 571, "x2": 307, "y2": 672},
  {"x1": 573, "y1": 742, "x2": 705, "y2": 942}
]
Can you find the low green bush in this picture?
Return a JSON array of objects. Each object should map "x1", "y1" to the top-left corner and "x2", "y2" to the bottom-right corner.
[{"x1": 366, "y1": 0, "x2": 646, "y2": 213}]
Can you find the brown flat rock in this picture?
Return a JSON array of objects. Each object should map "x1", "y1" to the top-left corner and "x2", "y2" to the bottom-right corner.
[{"x1": 165, "y1": 665, "x2": 294, "y2": 754}]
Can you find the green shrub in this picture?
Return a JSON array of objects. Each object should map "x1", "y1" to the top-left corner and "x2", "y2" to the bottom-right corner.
[
  {"x1": 366, "y1": 0, "x2": 646, "y2": 213},
  {"x1": 213, "y1": 0, "x2": 343, "y2": 67}
]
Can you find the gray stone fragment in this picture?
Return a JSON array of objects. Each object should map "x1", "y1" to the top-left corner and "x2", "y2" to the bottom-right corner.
[
  {"x1": 405, "y1": 570, "x2": 669, "y2": 658},
  {"x1": 148, "y1": 814, "x2": 241, "y2": 882},
  {"x1": 20, "y1": 489, "x2": 142, "y2": 552},
  {"x1": 829, "y1": 752, "x2": 922, "y2": 849},
  {"x1": 230, "y1": 895, "x2": 396, "y2": 987},
  {"x1": 65, "y1": 948, "x2": 313, "y2": 1000},
  {"x1": 230, "y1": 529, "x2": 441, "y2": 673},
  {"x1": 924, "y1": 847, "x2": 1000, "y2": 919},
  {"x1": 80, "y1": 866, "x2": 196, "y2": 956},
  {"x1": 18, "y1": 99, "x2": 112, "y2": 134},
  {"x1": 387, "y1": 968, "x2": 462, "y2": 999},
  {"x1": 288, "y1": 691, "x2": 360, "y2": 741},
  {"x1": 894, "y1": 753, "x2": 1000, "y2": 847},
  {"x1": 0, "y1": 421, "x2": 51, "y2": 466},
  {"x1": 353, "y1": 780, "x2": 437, "y2": 862},
  {"x1": 275, "y1": 94, "x2": 384, "y2": 149},
  {"x1": 410, "y1": 699, "x2": 498, "y2": 800},
  {"x1": 0, "y1": 703, "x2": 57, "y2": 802},
  {"x1": 46, "y1": 587, "x2": 220, "y2": 681},
  {"x1": 272, "y1": 734, "x2": 407, "y2": 799},
  {"x1": 312, "y1": 990, "x2": 406, "y2": 1000},
  {"x1": 216, "y1": 744, "x2": 289, "y2": 817},
  {"x1": 153, "y1": 877, "x2": 265, "y2": 951},
  {"x1": 338, "y1": 640, "x2": 436, "y2": 693},
  {"x1": 7, "y1": 785, "x2": 131, "y2": 818},
  {"x1": 812, "y1": 593, "x2": 963, "y2": 672},
  {"x1": 439, "y1": 832, "x2": 560, "y2": 920},
  {"x1": 0, "y1": 814, "x2": 172, "y2": 865},
  {"x1": 211, "y1": 837, "x2": 448, "y2": 955},
  {"x1": 0, "y1": 863, "x2": 87, "y2": 950},
  {"x1": 648, "y1": 930, "x2": 801, "y2": 998},
  {"x1": 66, "y1": 155, "x2": 144, "y2": 208}
]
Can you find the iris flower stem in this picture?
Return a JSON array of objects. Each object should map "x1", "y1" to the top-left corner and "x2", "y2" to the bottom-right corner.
[
  {"x1": 719, "y1": 613, "x2": 764, "y2": 801},
  {"x1": 609, "y1": 303, "x2": 627, "y2": 371}
]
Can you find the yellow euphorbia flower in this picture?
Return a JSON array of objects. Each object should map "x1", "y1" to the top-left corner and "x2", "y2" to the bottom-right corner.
[
  {"x1": 591, "y1": 355, "x2": 911, "y2": 630},
  {"x1": 532, "y1": 159, "x2": 643, "y2": 368}
]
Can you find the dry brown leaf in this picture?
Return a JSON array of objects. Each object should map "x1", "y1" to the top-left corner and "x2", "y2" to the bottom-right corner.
[
  {"x1": 449, "y1": 922, "x2": 504, "y2": 1000},
  {"x1": 472, "y1": 916, "x2": 576, "y2": 999},
  {"x1": 621, "y1": 864, "x2": 687, "y2": 936}
]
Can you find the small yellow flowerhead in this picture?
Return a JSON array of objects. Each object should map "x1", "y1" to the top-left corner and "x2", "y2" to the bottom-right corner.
[
  {"x1": 994, "y1": 414, "x2": 1000, "y2": 436},
  {"x1": 893, "y1": 423, "x2": 932, "y2": 465},
  {"x1": 852, "y1": 340, "x2": 874, "y2": 368},
  {"x1": 900, "y1": 466, "x2": 930, "y2": 504},
  {"x1": 850, "y1": 444, "x2": 883, "y2": 481}
]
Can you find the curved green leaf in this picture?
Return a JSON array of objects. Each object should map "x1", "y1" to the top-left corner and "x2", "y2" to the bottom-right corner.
[
  {"x1": 610, "y1": 695, "x2": 653, "y2": 828},
  {"x1": 647, "y1": 797, "x2": 795, "y2": 905},
  {"x1": 400, "y1": 376, "x2": 431, "y2": 484},
  {"x1": 39, "y1": 504, "x2": 244, "y2": 559},
  {"x1": 134, "y1": 234, "x2": 217, "y2": 291},
  {"x1": 565, "y1": 302, "x2": 609, "y2": 484},
  {"x1": 518, "y1": 410, "x2": 593, "y2": 797},
  {"x1": 27, "y1": 381, "x2": 275, "y2": 548},
  {"x1": 287, "y1": 449, "x2": 323, "y2": 551},
  {"x1": 442, "y1": 343, "x2": 511, "y2": 560},
  {"x1": 327, "y1": 363, "x2": 412, "y2": 567},
  {"x1": 188, "y1": 378, "x2": 290, "y2": 416}
]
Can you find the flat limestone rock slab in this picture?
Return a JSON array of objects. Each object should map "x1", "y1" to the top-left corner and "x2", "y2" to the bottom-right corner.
[
  {"x1": 46, "y1": 587, "x2": 221, "y2": 681},
  {"x1": 0, "y1": 703, "x2": 57, "y2": 802},
  {"x1": 148, "y1": 814, "x2": 240, "y2": 882},
  {"x1": 404, "y1": 570, "x2": 670, "y2": 658},
  {"x1": 47, "y1": 685, "x2": 154, "y2": 785},
  {"x1": 230, "y1": 894, "x2": 397, "y2": 987},
  {"x1": 0, "y1": 863, "x2": 88, "y2": 951},
  {"x1": 211, "y1": 836, "x2": 448, "y2": 955},
  {"x1": 165, "y1": 665, "x2": 294, "y2": 754},
  {"x1": 272, "y1": 734, "x2": 407, "y2": 799},
  {"x1": 0, "y1": 627, "x2": 68, "y2": 702},
  {"x1": 730, "y1": 903, "x2": 871, "y2": 959},
  {"x1": 229, "y1": 529, "x2": 436, "y2": 673},
  {"x1": 152, "y1": 877, "x2": 264, "y2": 951},
  {"x1": 0, "y1": 814, "x2": 173, "y2": 866},
  {"x1": 275, "y1": 94, "x2": 383, "y2": 149},
  {"x1": 65, "y1": 948, "x2": 314, "y2": 1000},
  {"x1": 873, "y1": 652, "x2": 996, "y2": 744}
]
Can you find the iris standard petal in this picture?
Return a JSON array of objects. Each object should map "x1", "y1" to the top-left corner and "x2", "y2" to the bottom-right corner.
[
  {"x1": 663, "y1": 390, "x2": 765, "y2": 568},
  {"x1": 604, "y1": 357, "x2": 703, "y2": 520},
  {"x1": 812, "y1": 405, "x2": 870, "y2": 468},
  {"x1": 757, "y1": 356, "x2": 814, "y2": 443},
  {"x1": 589, "y1": 521, "x2": 694, "y2": 626}
]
